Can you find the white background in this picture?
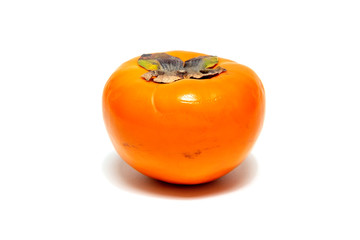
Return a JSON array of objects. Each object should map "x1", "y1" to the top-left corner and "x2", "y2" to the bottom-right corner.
[{"x1": 1, "y1": 0, "x2": 359, "y2": 239}]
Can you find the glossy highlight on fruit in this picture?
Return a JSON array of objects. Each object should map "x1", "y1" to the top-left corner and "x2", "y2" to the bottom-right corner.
[{"x1": 103, "y1": 50, "x2": 265, "y2": 184}]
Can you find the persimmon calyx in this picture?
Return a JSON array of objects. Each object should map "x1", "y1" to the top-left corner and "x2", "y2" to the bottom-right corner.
[{"x1": 138, "y1": 53, "x2": 226, "y2": 83}]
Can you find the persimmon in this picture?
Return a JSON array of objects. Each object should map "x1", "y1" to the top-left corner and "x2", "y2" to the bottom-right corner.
[{"x1": 103, "y1": 50, "x2": 265, "y2": 185}]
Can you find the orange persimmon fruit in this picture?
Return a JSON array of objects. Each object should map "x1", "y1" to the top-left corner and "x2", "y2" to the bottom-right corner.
[{"x1": 102, "y1": 50, "x2": 265, "y2": 185}]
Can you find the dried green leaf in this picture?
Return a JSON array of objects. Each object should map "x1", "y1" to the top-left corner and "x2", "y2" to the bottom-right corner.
[{"x1": 138, "y1": 53, "x2": 226, "y2": 83}]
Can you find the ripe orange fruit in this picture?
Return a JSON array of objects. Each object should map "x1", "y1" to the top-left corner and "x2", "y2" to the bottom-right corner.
[{"x1": 103, "y1": 50, "x2": 265, "y2": 184}]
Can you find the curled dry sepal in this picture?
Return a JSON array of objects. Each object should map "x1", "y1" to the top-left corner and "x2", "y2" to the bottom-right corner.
[{"x1": 138, "y1": 53, "x2": 226, "y2": 83}]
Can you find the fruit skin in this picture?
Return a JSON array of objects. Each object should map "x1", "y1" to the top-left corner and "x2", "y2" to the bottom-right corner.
[{"x1": 103, "y1": 50, "x2": 265, "y2": 185}]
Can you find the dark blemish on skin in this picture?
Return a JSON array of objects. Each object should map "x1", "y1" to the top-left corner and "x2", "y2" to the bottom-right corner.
[
  {"x1": 122, "y1": 143, "x2": 137, "y2": 149},
  {"x1": 194, "y1": 150, "x2": 201, "y2": 155},
  {"x1": 183, "y1": 153, "x2": 193, "y2": 159},
  {"x1": 183, "y1": 150, "x2": 202, "y2": 159}
]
